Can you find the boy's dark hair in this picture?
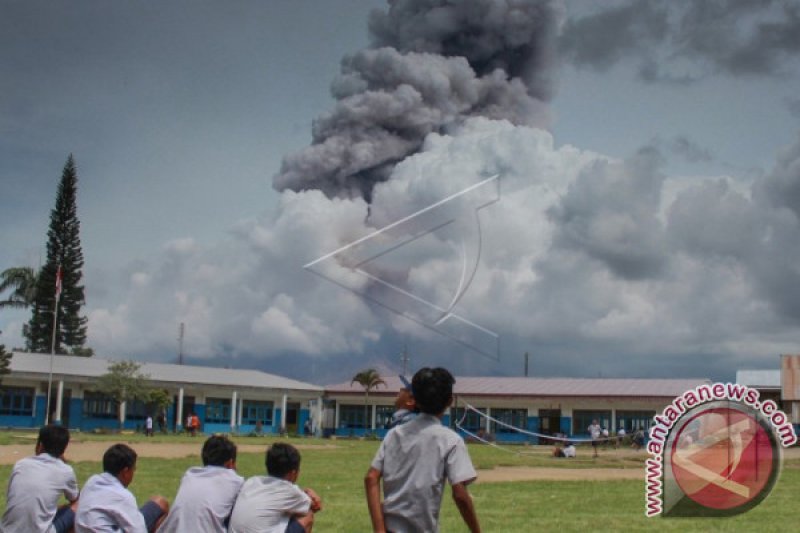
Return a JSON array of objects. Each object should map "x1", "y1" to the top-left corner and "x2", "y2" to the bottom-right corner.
[
  {"x1": 266, "y1": 442, "x2": 301, "y2": 478},
  {"x1": 37, "y1": 425, "x2": 70, "y2": 457},
  {"x1": 103, "y1": 443, "x2": 137, "y2": 476},
  {"x1": 202, "y1": 435, "x2": 237, "y2": 466},
  {"x1": 411, "y1": 367, "x2": 455, "y2": 415}
]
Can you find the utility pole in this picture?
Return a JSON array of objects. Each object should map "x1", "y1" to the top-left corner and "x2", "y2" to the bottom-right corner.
[
  {"x1": 400, "y1": 344, "x2": 410, "y2": 376},
  {"x1": 178, "y1": 322, "x2": 185, "y2": 365}
]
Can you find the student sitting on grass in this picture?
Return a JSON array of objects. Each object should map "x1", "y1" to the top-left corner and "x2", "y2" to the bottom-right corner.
[
  {"x1": 228, "y1": 442, "x2": 322, "y2": 533},
  {"x1": 75, "y1": 443, "x2": 169, "y2": 533},
  {"x1": 1, "y1": 425, "x2": 79, "y2": 533},
  {"x1": 159, "y1": 435, "x2": 244, "y2": 533}
]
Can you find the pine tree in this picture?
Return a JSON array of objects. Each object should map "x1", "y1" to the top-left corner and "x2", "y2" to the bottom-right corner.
[{"x1": 25, "y1": 155, "x2": 89, "y2": 354}]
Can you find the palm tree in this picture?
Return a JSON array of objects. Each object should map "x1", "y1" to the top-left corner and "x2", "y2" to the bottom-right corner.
[
  {"x1": 351, "y1": 368, "x2": 386, "y2": 434},
  {"x1": 0, "y1": 267, "x2": 38, "y2": 309}
]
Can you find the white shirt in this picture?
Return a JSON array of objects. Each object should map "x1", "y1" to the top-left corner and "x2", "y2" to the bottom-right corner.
[
  {"x1": 372, "y1": 413, "x2": 477, "y2": 533},
  {"x1": 228, "y1": 476, "x2": 311, "y2": 533},
  {"x1": 1, "y1": 453, "x2": 79, "y2": 533},
  {"x1": 75, "y1": 473, "x2": 147, "y2": 533},
  {"x1": 588, "y1": 423, "x2": 601, "y2": 439},
  {"x1": 563, "y1": 445, "x2": 577, "y2": 458},
  {"x1": 159, "y1": 466, "x2": 244, "y2": 533}
]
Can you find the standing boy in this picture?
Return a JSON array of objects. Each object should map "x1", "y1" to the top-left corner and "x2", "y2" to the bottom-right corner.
[
  {"x1": 75, "y1": 443, "x2": 169, "y2": 533},
  {"x1": 588, "y1": 419, "x2": 602, "y2": 458},
  {"x1": 159, "y1": 435, "x2": 244, "y2": 532},
  {"x1": 1, "y1": 425, "x2": 79, "y2": 533},
  {"x1": 228, "y1": 442, "x2": 322, "y2": 533},
  {"x1": 365, "y1": 367, "x2": 481, "y2": 533},
  {"x1": 385, "y1": 375, "x2": 416, "y2": 429}
]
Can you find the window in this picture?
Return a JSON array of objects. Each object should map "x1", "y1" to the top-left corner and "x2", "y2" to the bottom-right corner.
[
  {"x1": 616, "y1": 410, "x2": 656, "y2": 432},
  {"x1": 206, "y1": 398, "x2": 232, "y2": 423},
  {"x1": 82, "y1": 391, "x2": 147, "y2": 420},
  {"x1": 572, "y1": 410, "x2": 611, "y2": 435},
  {"x1": 241, "y1": 400, "x2": 273, "y2": 426},
  {"x1": 339, "y1": 404, "x2": 368, "y2": 429},
  {"x1": 83, "y1": 391, "x2": 117, "y2": 419},
  {"x1": 0, "y1": 387, "x2": 34, "y2": 416},
  {"x1": 450, "y1": 407, "x2": 486, "y2": 432},
  {"x1": 376, "y1": 405, "x2": 395, "y2": 428},
  {"x1": 491, "y1": 408, "x2": 528, "y2": 434}
]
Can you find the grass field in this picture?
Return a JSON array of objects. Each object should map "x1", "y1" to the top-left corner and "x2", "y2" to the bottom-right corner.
[{"x1": 1, "y1": 432, "x2": 798, "y2": 532}]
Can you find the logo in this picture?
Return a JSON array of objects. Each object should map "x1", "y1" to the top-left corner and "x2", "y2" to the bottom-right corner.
[
  {"x1": 645, "y1": 383, "x2": 797, "y2": 517},
  {"x1": 304, "y1": 174, "x2": 501, "y2": 359}
]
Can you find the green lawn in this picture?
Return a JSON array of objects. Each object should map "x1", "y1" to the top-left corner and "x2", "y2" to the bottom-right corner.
[{"x1": 1, "y1": 434, "x2": 798, "y2": 532}]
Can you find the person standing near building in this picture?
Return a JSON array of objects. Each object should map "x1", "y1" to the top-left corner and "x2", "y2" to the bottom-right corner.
[
  {"x1": 159, "y1": 435, "x2": 244, "y2": 532},
  {"x1": 588, "y1": 419, "x2": 602, "y2": 458},
  {"x1": 365, "y1": 367, "x2": 481, "y2": 533},
  {"x1": 145, "y1": 415, "x2": 154, "y2": 437},
  {"x1": 1, "y1": 425, "x2": 80, "y2": 533}
]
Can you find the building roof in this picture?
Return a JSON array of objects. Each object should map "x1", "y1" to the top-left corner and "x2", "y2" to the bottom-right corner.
[
  {"x1": 326, "y1": 375, "x2": 710, "y2": 398},
  {"x1": 10, "y1": 352, "x2": 323, "y2": 393},
  {"x1": 736, "y1": 370, "x2": 781, "y2": 389}
]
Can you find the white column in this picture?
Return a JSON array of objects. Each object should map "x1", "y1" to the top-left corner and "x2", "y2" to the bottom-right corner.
[
  {"x1": 238, "y1": 397, "x2": 244, "y2": 427},
  {"x1": 335, "y1": 402, "x2": 340, "y2": 429},
  {"x1": 54, "y1": 380, "x2": 64, "y2": 424},
  {"x1": 281, "y1": 393, "x2": 288, "y2": 432},
  {"x1": 176, "y1": 388, "x2": 184, "y2": 431},
  {"x1": 611, "y1": 408, "x2": 616, "y2": 432},
  {"x1": 230, "y1": 391, "x2": 238, "y2": 431},
  {"x1": 485, "y1": 407, "x2": 491, "y2": 431},
  {"x1": 371, "y1": 404, "x2": 377, "y2": 430},
  {"x1": 119, "y1": 401, "x2": 127, "y2": 428},
  {"x1": 317, "y1": 396, "x2": 324, "y2": 436}
]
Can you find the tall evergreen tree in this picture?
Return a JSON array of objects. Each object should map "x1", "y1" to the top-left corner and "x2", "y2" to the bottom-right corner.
[{"x1": 25, "y1": 155, "x2": 88, "y2": 354}]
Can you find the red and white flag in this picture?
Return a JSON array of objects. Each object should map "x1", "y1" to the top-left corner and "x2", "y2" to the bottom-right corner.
[{"x1": 55, "y1": 265, "x2": 62, "y2": 301}]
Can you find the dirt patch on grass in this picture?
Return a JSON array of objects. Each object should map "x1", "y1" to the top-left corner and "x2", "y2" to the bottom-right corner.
[
  {"x1": 477, "y1": 466, "x2": 644, "y2": 483},
  {"x1": 0, "y1": 441, "x2": 339, "y2": 466}
]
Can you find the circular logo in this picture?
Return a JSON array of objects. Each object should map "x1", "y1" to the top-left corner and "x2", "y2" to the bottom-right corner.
[{"x1": 666, "y1": 403, "x2": 781, "y2": 516}]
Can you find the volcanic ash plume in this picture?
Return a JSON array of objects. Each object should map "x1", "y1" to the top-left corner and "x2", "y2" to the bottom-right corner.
[{"x1": 273, "y1": 0, "x2": 561, "y2": 202}]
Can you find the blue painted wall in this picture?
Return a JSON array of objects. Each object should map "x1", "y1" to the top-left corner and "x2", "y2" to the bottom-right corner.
[{"x1": 560, "y1": 416, "x2": 572, "y2": 437}]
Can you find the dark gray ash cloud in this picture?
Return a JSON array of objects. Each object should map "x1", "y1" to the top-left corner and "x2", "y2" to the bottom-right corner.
[
  {"x1": 560, "y1": 0, "x2": 800, "y2": 83},
  {"x1": 273, "y1": 0, "x2": 560, "y2": 201}
]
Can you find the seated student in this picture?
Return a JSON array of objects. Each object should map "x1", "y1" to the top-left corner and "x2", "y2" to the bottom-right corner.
[
  {"x1": 1, "y1": 424, "x2": 79, "y2": 533},
  {"x1": 386, "y1": 375, "x2": 416, "y2": 429},
  {"x1": 75, "y1": 443, "x2": 169, "y2": 533},
  {"x1": 228, "y1": 442, "x2": 322, "y2": 533},
  {"x1": 563, "y1": 442, "x2": 577, "y2": 458},
  {"x1": 159, "y1": 435, "x2": 244, "y2": 533}
]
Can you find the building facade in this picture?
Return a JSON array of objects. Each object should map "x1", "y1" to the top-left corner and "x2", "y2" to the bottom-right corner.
[
  {"x1": 324, "y1": 376, "x2": 710, "y2": 442},
  {"x1": 1, "y1": 352, "x2": 323, "y2": 435}
]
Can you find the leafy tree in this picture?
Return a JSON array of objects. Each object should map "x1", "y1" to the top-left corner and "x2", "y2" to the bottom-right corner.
[
  {"x1": 25, "y1": 155, "x2": 88, "y2": 354},
  {"x1": 146, "y1": 388, "x2": 172, "y2": 422},
  {"x1": 0, "y1": 331, "x2": 11, "y2": 386},
  {"x1": 351, "y1": 368, "x2": 386, "y2": 434},
  {"x1": 95, "y1": 360, "x2": 151, "y2": 428},
  {"x1": 0, "y1": 267, "x2": 38, "y2": 309}
]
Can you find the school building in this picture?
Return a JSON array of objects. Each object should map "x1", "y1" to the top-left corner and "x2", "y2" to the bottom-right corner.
[
  {"x1": 1, "y1": 352, "x2": 323, "y2": 435},
  {"x1": 323, "y1": 376, "x2": 710, "y2": 442}
]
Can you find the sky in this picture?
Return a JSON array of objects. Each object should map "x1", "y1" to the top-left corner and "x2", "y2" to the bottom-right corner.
[{"x1": 2, "y1": 0, "x2": 800, "y2": 384}]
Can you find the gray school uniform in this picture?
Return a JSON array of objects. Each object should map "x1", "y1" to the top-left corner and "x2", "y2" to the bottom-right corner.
[
  {"x1": 371, "y1": 413, "x2": 477, "y2": 533},
  {"x1": 1, "y1": 453, "x2": 79, "y2": 533}
]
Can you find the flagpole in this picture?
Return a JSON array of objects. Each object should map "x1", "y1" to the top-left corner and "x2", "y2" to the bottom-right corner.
[{"x1": 45, "y1": 265, "x2": 61, "y2": 426}]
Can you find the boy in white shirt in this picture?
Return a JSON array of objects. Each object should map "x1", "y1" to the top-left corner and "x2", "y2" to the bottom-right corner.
[
  {"x1": 365, "y1": 367, "x2": 481, "y2": 533},
  {"x1": 1, "y1": 425, "x2": 79, "y2": 533},
  {"x1": 159, "y1": 435, "x2": 244, "y2": 532},
  {"x1": 229, "y1": 442, "x2": 322, "y2": 533},
  {"x1": 75, "y1": 443, "x2": 169, "y2": 533}
]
